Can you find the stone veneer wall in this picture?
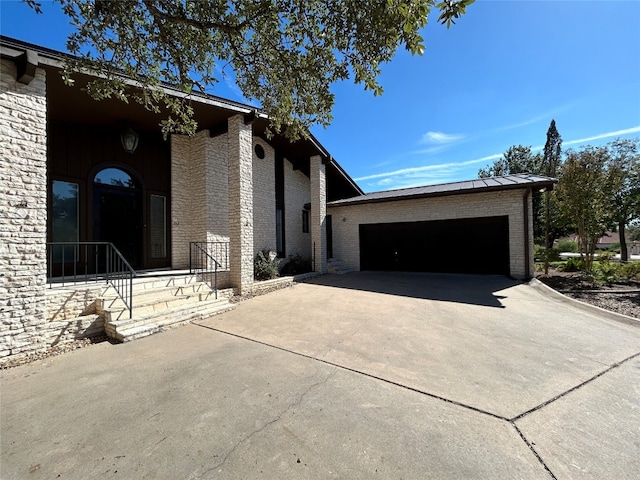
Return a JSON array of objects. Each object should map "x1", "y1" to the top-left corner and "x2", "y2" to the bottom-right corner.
[
  {"x1": 327, "y1": 189, "x2": 534, "y2": 279},
  {"x1": 252, "y1": 138, "x2": 276, "y2": 254},
  {"x1": 310, "y1": 155, "x2": 327, "y2": 273},
  {"x1": 227, "y1": 115, "x2": 254, "y2": 294},
  {"x1": 171, "y1": 130, "x2": 231, "y2": 279},
  {"x1": 0, "y1": 60, "x2": 48, "y2": 361},
  {"x1": 284, "y1": 160, "x2": 311, "y2": 259},
  {"x1": 44, "y1": 286, "x2": 106, "y2": 344}
]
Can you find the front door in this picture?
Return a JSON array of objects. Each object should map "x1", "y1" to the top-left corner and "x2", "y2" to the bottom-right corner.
[{"x1": 92, "y1": 168, "x2": 143, "y2": 268}]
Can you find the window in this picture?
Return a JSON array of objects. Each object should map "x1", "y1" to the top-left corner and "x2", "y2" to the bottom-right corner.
[
  {"x1": 94, "y1": 168, "x2": 136, "y2": 188},
  {"x1": 149, "y1": 195, "x2": 166, "y2": 258},
  {"x1": 51, "y1": 180, "x2": 79, "y2": 261},
  {"x1": 302, "y1": 210, "x2": 310, "y2": 233}
]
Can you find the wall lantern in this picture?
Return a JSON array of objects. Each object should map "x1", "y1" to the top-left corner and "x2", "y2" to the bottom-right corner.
[{"x1": 120, "y1": 128, "x2": 139, "y2": 154}]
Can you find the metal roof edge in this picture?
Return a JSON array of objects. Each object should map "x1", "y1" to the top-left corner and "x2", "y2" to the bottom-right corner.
[{"x1": 327, "y1": 176, "x2": 557, "y2": 207}]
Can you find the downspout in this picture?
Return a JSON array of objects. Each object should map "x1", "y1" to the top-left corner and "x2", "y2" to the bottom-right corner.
[{"x1": 523, "y1": 188, "x2": 531, "y2": 280}]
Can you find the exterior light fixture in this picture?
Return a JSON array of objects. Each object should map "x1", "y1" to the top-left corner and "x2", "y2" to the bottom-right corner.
[{"x1": 120, "y1": 128, "x2": 139, "y2": 154}]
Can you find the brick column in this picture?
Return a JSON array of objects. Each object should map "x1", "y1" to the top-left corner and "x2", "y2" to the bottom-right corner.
[
  {"x1": 228, "y1": 115, "x2": 254, "y2": 294},
  {"x1": 310, "y1": 155, "x2": 327, "y2": 273},
  {"x1": 170, "y1": 134, "x2": 192, "y2": 269},
  {"x1": 0, "y1": 60, "x2": 48, "y2": 361}
]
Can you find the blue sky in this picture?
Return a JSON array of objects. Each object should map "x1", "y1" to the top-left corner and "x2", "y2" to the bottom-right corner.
[{"x1": 2, "y1": 0, "x2": 639, "y2": 193}]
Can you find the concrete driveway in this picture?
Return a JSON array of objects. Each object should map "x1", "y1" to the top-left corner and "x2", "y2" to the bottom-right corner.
[{"x1": 1, "y1": 272, "x2": 639, "y2": 479}]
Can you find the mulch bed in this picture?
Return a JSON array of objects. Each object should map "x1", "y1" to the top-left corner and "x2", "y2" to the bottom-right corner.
[{"x1": 536, "y1": 270, "x2": 640, "y2": 319}]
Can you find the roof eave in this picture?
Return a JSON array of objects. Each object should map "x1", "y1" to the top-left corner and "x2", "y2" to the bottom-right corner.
[{"x1": 328, "y1": 178, "x2": 557, "y2": 207}]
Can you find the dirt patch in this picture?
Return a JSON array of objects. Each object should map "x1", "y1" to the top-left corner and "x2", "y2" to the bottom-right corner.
[{"x1": 536, "y1": 269, "x2": 640, "y2": 319}]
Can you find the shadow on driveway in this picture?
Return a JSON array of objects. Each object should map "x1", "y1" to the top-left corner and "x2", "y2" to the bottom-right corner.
[{"x1": 304, "y1": 271, "x2": 521, "y2": 308}]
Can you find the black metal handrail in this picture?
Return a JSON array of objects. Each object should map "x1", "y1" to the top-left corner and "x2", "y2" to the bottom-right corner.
[
  {"x1": 46, "y1": 242, "x2": 136, "y2": 318},
  {"x1": 189, "y1": 241, "x2": 229, "y2": 299}
]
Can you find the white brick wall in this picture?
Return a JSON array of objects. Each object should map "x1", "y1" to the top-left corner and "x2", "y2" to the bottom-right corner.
[
  {"x1": 284, "y1": 160, "x2": 311, "y2": 259},
  {"x1": 328, "y1": 189, "x2": 534, "y2": 279},
  {"x1": 310, "y1": 155, "x2": 327, "y2": 273},
  {"x1": 171, "y1": 130, "x2": 231, "y2": 272},
  {"x1": 252, "y1": 139, "x2": 276, "y2": 254},
  {"x1": 0, "y1": 60, "x2": 48, "y2": 361}
]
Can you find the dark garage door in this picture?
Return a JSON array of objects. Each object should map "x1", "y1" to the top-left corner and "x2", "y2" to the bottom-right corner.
[{"x1": 360, "y1": 216, "x2": 510, "y2": 275}]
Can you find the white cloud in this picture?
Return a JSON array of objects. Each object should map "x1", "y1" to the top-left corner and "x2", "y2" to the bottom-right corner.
[
  {"x1": 354, "y1": 153, "x2": 501, "y2": 183},
  {"x1": 354, "y1": 125, "x2": 640, "y2": 193},
  {"x1": 563, "y1": 126, "x2": 640, "y2": 147},
  {"x1": 420, "y1": 131, "x2": 464, "y2": 144}
]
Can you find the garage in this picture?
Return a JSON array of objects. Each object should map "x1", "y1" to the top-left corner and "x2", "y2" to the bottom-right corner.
[
  {"x1": 327, "y1": 174, "x2": 558, "y2": 280},
  {"x1": 359, "y1": 216, "x2": 510, "y2": 275}
]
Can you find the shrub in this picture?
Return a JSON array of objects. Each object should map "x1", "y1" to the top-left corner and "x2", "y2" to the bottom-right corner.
[
  {"x1": 619, "y1": 261, "x2": 640, "y2": 281},
  {"x1": 556, "y1": 241, "x2": 578, "y2": 253},
  {"x1": 592, "y1": 255, "x2": 620, "y2": 285},
  {"x1": 561, "y1": 257, "x2": 584, "y2": 272},
  {"x1": 254, "y1": 250, "x2": 281, "y2": 281},
  {"x1": 280, "y1": 254, "x2": 312, "y2": 276}
]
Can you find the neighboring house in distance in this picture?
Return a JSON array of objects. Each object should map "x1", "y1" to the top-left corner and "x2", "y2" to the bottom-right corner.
[
  {"x1": 556, "y1": 231, "x2": 638, "y2": 255},
  {"x1": 0, "y1": 36, "x2": 555, "y2": 363}
]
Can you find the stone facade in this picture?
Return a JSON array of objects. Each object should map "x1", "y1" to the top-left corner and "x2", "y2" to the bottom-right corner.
[
  {"x1": 171, "y1": 130, "x2": 231, "y2": 270},
  {"x1": 228, "y1": 115, "x2": 254, "y2": 294},
  {"x1": 0, "y1": 60, "x2": 48, "y2": 360},
  {"x1": 170, "y1": 124, "x2": 316, "y2": 293},
  {"x1": 327, "y1": 189, "x2": 534, "y2": 279}
]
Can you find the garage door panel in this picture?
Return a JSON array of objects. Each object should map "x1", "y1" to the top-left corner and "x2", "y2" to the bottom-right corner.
[{"x1": 360, "y1": 216, "x2": 509, "y2": 275}]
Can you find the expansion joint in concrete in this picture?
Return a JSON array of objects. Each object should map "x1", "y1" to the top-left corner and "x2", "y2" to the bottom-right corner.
[
  {"x1": 510, "y1": 350, "x2": 640, "y2": 423},
  {"x1": 192, "y1": 323, "x2": 639, "y2": 480}
]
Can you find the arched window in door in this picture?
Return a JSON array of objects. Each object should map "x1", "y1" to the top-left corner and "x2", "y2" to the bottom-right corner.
[{"x1": 94, "y1": 167, "x2": 137, "y2": 188}]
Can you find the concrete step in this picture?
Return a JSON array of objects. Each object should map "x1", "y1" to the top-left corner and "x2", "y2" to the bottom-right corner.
[
  {"x1": 100, "y1": 282, "x2": 215, "y2": 313},
  {"x1": 106, "y1": 299, "x2": 235, "y2": 342},
  {"x1": 130, "y1": 274, "x2": 202, "y2": 292}
]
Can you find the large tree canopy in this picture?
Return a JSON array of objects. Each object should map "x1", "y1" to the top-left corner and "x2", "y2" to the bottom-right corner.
[{"x1": 26, "y1": 0, "x2": 474, "y2": 139}]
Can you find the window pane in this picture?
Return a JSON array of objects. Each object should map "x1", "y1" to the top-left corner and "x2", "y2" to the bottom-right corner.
[
  {"x1": 94, "y1": 168, "x2": 135, "y2": 188},
  {"x1": 149, "y1": 195, "x2": 166, "y2": 259},
  {"x1": 52, "y1": 181, "x2": 79, "y2": 262}
]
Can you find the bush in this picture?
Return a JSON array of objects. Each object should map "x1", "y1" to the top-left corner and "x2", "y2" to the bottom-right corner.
[
  {"x1": 556, "y1": 241, "x2": 578, "y2": 253},
  {"x1": 592, "y1": 253, "x2": 620, "y2": 285},
  {"x1": 280, "y1": 254, "x2": 312, "y2": 276},
  {"x1": 254, "y1": 250, "x2": 281, "y2": 281},
  {"x1": 619, "y1": 261, "x2": 640, "y2": 281},
  {"x1": 561, "y1": 257, "x2": 584, "y2": 272}
]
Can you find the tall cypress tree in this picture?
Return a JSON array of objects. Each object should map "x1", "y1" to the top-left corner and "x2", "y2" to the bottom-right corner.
[
  {"x1": 543, "y1": 120, "x2": 563, "y2": 177},
  {"x1": 542, "y1": 120, "x2": 563, "y2": 274}
]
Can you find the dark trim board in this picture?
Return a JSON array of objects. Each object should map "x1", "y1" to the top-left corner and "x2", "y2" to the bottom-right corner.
[{"x1": 359, "y1": 216, "x2": 510, "y2": 275}]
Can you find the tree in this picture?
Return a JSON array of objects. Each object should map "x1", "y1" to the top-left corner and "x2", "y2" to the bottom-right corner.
[
  {"x1": 26, "y1": 0, "x2": 474, "y2": 139},
  {"x1": 605, "y1": 138, "x2": 640, "y2": 261},
  {"x1": 478, "y1": 145, "x2": 552, "y2": 242},
  {"x1": 556, "y1": 146, "x2": 612, "y2": 272},
  {"x1": 542, "y1": 119, "x2": 562, "y2": 273},
  {"x1": 477, "y1": 145, "x2": 543, "y2": 178}
]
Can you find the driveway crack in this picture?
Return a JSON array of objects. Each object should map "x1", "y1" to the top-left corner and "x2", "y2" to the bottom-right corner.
[{"x1": 192, "y1": 368, "x2": 337, "y2": 479}]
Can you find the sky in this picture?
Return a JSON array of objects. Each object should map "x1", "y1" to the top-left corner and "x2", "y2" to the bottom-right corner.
[{"x1": 1, "y1": 0, "x2": 639, "y2": 193}]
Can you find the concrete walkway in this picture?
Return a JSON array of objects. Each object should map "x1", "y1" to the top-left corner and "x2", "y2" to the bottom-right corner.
[{"x1": 2, "y1": 272, "x2": 639, "y2": 479}]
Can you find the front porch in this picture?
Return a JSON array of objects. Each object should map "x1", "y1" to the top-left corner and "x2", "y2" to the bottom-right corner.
[{"x1": 44, "y1": 267, "x2": 319, "y2": 348}]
